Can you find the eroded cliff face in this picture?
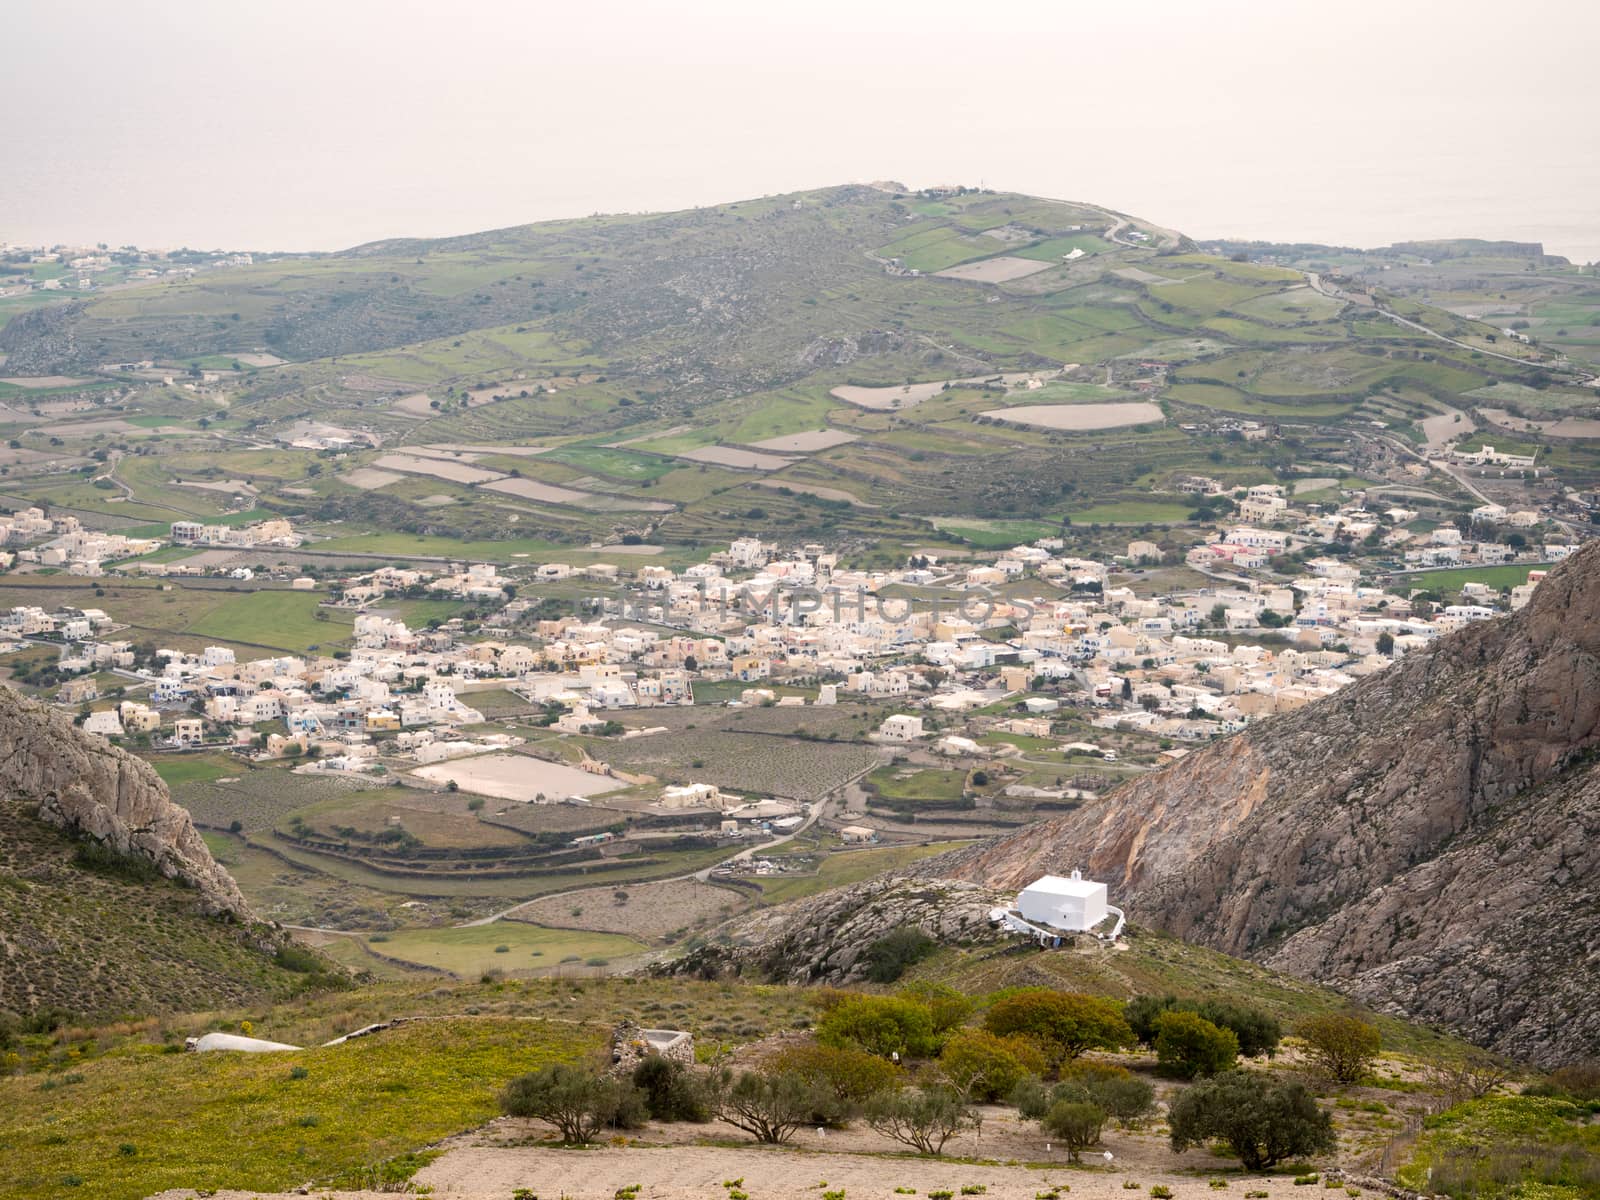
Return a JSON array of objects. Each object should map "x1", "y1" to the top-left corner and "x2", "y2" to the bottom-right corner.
[{"x1": 0, "y1": 685, "x2": 251, "y2": 920}]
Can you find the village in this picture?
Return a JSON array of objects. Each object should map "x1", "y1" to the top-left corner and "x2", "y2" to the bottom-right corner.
[{"x1": 0, "y1": 473, "x2": 1572, "y2": 870}]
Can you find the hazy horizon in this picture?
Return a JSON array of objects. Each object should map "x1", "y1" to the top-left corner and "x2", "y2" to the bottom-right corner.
[{"x1": 7, "y1": 0, "x2": 1600, "y2": 261}]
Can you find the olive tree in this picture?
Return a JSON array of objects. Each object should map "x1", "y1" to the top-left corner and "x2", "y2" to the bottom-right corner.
[
  {"x1": 499, "y1": 1063, "x2": 646, "y2": 1144},
  {"x1": 1169, "y1": 1071, "x2": 1335, "y2": 1170},
  {"x1": 864, "y1": 1085, "x2": 981, "y2": 1156}
]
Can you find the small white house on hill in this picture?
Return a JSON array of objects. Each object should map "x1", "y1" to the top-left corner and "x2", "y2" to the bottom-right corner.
[{"x1": 1017, "y1": 870, "x2": 1108, "y2": 932}]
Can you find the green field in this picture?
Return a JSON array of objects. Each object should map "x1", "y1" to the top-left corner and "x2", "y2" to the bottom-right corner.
[
  {"x1": 368, "y1": 922, "x2": 647, "y2": 976},
  {"x1": 150, "y1": 753, "x2": 239, "y2": 788},
  {"x1": 186, "y1": 590, "x2": 351, "y2": 652},
  {"x1": 1394, "y1": 563, "x2": 1545, "y2": 593},
  {"x1": 1066, "y1": 500, "x2": 1194, "y2": 524}
]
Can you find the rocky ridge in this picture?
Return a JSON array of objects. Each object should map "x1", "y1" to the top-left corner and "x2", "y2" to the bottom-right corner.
[{"x1": 0, "y1": 684, "x2": 251, "y2": 921}]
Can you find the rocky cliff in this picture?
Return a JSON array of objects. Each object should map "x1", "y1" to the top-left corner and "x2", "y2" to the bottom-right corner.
[
  {"x1": 704, "y1": 545, "x2": 1600, "y2": 1066},
  {"x1": 0, "y1": 684, "x2": 250, "y2": 920}
]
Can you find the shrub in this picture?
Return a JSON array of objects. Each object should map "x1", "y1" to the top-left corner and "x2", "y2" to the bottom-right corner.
[
  {"x1": 1168, "y1": 1071, "x2": 1336, "y2": 1170},
  {"x1": 1297, "y1": 1014, "x2": 1381, "y2": 1084},
  {"x1": 1544, "y1": 1061, "x2": 1600, "y2": 1101},
  {"x1": 940, "y1": 1029, "x2": 1047, "y2": 1102},
  {"x1": 982, "y1": 989, "x2": 1133, "y2": 1069},
  {"x1": 817, "y1": 994, "x2": 938, "y2": 1059},
  {"x1": 1018, "y1": 1067, "x2": 1155, "y2": 1128},
  {"x1": 631, "y1": 1055, "x2": 710, "y2": 1122},
  {"x1": 864, "y1": 927, "x2": 937, "y2": 983},
  {"x1": 1085, "y1": 1074, "x2": 1157, "y2": 1126},
  {"x1": 1151, "y1": 1189, "x2": 1174, "y2": 1199},
  {"x1": 1155, "y1": 1011, "x2": 1238, "y2": 1079},
  {"x1": 713, "y1": 1069, "x2": 834, "y2": 1144},
  {"x1": 500, "y1": 1063, "x2": 647, "y2": 1144},
  {"x1": 899, "y1": 981, "x2": 975, "y2": 1035},
  {"x1": 1042, "y1": 1099, "x2": 1106, "y2": 1162},
  {"x1": 1126, "y1": 995, "x2": 1280, "y2": 1058},
  {"x1": 767, "y1": 1043, "x2": 899, "y2": 1110},
  {"x1": 1196, "y1": 1001, "x2": 1281, "y2": 1060},
  {"x1": 864, "y1": 1086, "x2": 981, "y2": 1156}
]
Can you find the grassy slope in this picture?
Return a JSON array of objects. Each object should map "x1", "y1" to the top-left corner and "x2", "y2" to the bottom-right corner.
[
  {"x1": 0, "y1": 1017, "x2": 596, "y2": 1200},
  {"x1": 0, "y1": 802, "x2": 326, "y2": 1020}
]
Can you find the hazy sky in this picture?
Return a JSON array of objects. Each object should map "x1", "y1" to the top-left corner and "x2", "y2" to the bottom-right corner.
[{"x1": 7, "y1": 0, "x2": 1599, "y2": 259}]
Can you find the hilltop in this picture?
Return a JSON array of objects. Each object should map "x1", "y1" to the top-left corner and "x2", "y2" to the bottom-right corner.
[
  {"x1": 692, "y1": 542, "x2": 1600, "y2": 1068},
  {"x1": 2, "y1": 184, "x2": 1593, "y2": 557}
]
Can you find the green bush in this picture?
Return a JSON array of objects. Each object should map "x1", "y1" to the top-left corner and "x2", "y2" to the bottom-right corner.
[
  {"x1": 982, "y1": 989, "x2": 1132, "y2": 1069},
  {"x1": 864, "y1": 1085, "x2": 981, "y2": 1156},
  {"x1": 631, "y1": 1055, "x2": 710, "y2": 1122},
  {"x1": 1126, "y1": 994, "x2": 1280, "y2": 1058},
  {"x1": 817, "y1": 995, "x2": 939, "y2": 1059},
  {"x1": 713, "y1": 1069, "x2": 835, "y2": 1144},
  {"x1": 1168, "y1": 1071, "x2": 1335, "y2": 1170},
  {"x1": 940, "y1": 1029, "x2": 1047, "y2": 1102},
  {"x1": 1015, "y1": 1067, "x2": 1154, "y2": 1127},
  {"x1": 1296, "y1": 1014, "x2": 1380, "y2": 1084},
  {"x1": 1042, "y1": 1099, "x2": 1106, "y2": 1162},
  {"x1": 863, "y1": 927, "x2": 937, "y2": 983},
  {"x1": 898, "y1": 982, "x2": 975, "y2": 1035},
  {"x1": 500, "y1": 1063, "x2": 647, "y2": 1144},
  {"x1": 766, "y1": 1042, "x2": 899, "y2": 1115},
  {"x1": 1154, "y1": 1011, "x2": 1239, "y2": 1079}
]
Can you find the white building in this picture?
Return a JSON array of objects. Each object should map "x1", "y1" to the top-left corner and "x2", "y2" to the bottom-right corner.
[
  {"x1": 1016, "y1": 870, "x2": 1109, "y2": 932},
  {"x1": 879, "y1": 714, "x2": 925, "y2": 741}
]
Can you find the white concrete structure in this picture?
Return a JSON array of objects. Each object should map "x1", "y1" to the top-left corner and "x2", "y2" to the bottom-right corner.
[{"x1": 1017, "y1": 870, "x2": 1108, "y2": 932}]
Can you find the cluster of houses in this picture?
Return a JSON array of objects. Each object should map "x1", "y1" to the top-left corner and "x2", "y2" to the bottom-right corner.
[{"x1": 0, "y1": 493, "x2": 1572, "y2": 795}]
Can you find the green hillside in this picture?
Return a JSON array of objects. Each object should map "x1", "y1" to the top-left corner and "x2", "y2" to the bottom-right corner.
[
  {"x1": 0, "y1": 800, "x2": 341, "y2": 1020},
  {"x1": 0, "y1": 184, "x2": 1592, "y2": 554}
]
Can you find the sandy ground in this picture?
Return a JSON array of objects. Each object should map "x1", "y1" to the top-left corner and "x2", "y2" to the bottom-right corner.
[
  {"x1": 412, "y1": 753, "x2": 628, "y2": 802},
  {"x1": 678, "y1": 445, "x2": 798, "y2": 470},
  {"x1": 341, "y1": 467, "x2": 405, "y2": 490},
  {"x1": 149, "y1": 1107, "x2": 1323, "y2": 1200},
  {"x1": 232, "y1": 352, "x2": 285, "y2": 367},
  {"x1": 935, "y1": 255, "x2": 1056, "y2": 283},
  {"x1": 1420, "y1": 406, "x2": 1473, "y2": 452},
  {"x1": 746, "y1": 430, "x2": 860, "y2": 453},
  {"x1": 986, "y1": 402, "x2": 1164, "y2": 431},
  {"x1": 417, "y1": 493, "x2": 459, "y2": 506},
  {"x1": 393, "y1": 392, "x2": 438, "y2": 414},
  {"x1": 371, "y1": 453, "x2": 505, "y2": 485},
  {"x1": 507, "y1": 878, "x2": 748, "y2": 936},
  {"x1": 830, "y1": 372, "x2": 1042, "y2": 411}
]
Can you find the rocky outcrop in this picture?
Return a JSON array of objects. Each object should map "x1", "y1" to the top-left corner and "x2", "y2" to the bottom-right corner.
[
  {"x1": 669, "y1": 875, "x2": 1007, "y2": 986},
  {"x1": 0, "y1": 685, "x2": 251, "y2": 920}
]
